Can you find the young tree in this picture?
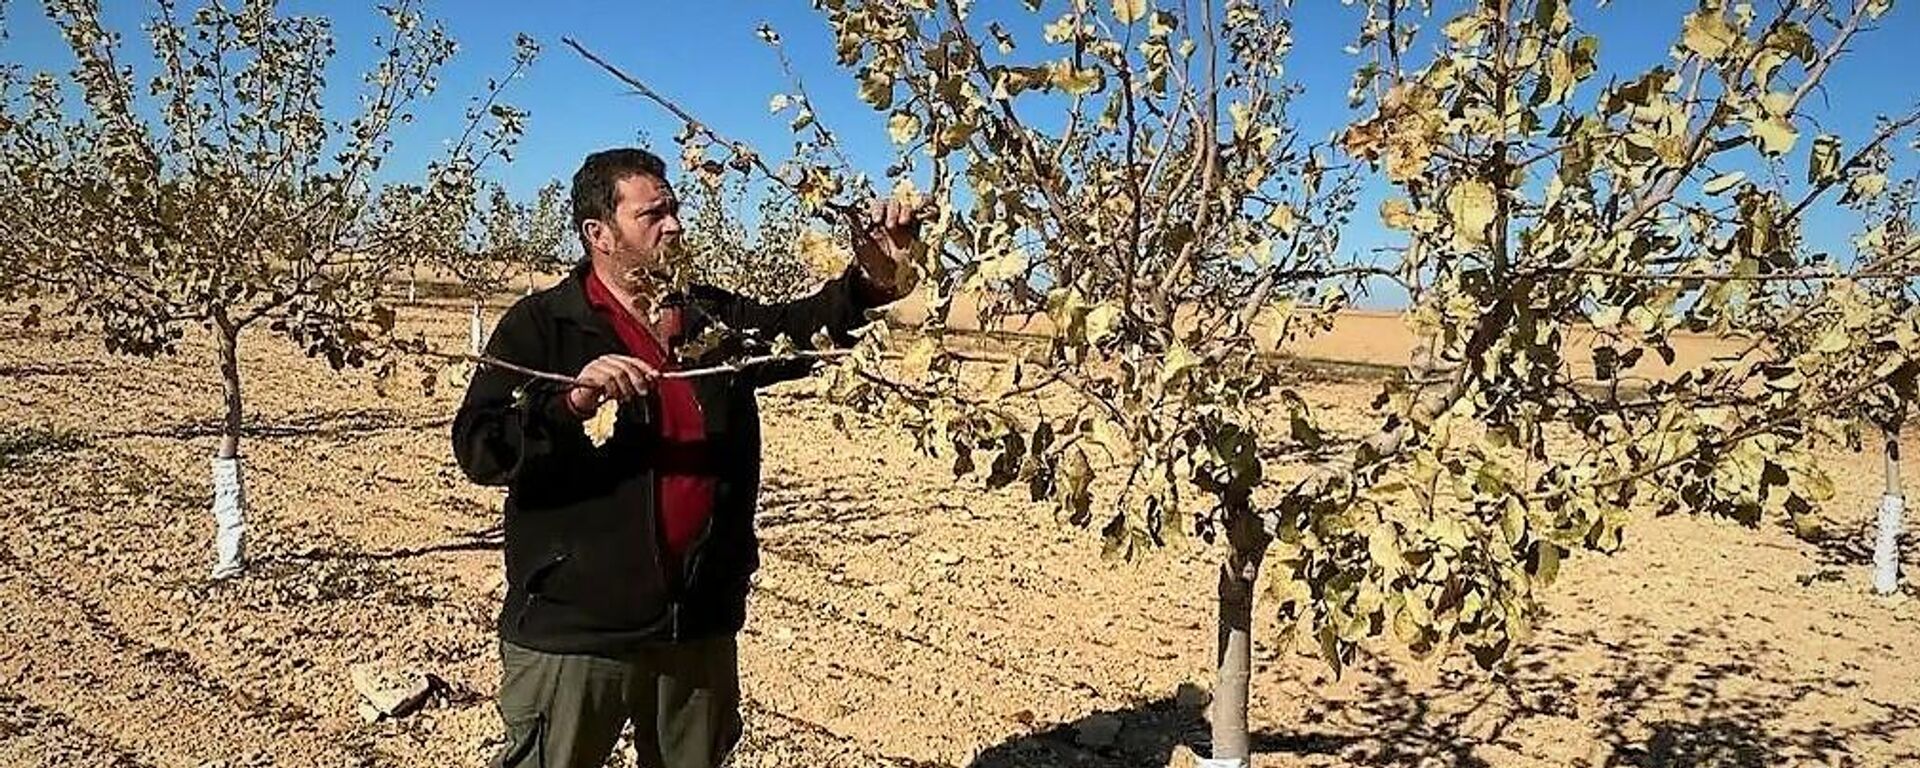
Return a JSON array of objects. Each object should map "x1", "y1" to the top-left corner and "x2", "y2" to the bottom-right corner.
[
  {"x1": 1818, "y1": 174, "x2": 1919, "y2": 593},
  {"x1": 680, "y1": 174, "x2": 820, "y2": 302},
  {"x1": 0, "y1": 0, "x2": 530, "y2": 578},
  {"x1": 575, "y1": 0, "x2": 1919, "y2": 763},
  {"x1": 397, "y1": 176, "x2": 567, "y2": 354}
]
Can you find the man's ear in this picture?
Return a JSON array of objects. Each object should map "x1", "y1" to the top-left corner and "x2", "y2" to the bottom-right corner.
[{"x1": 581, "y1": 219, "x2": 608, "y2": 255}]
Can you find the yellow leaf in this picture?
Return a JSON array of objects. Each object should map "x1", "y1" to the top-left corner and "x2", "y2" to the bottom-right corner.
[
  {"x1": 1160, "y1": 342, "x2": 1200, "y2": 385},
  {"x1": 1091, "y1": 418, "x2": 1132, "y2": 460},
  {"x1": 584, "y1": 399, "x2": 618, "y2": 448},
  {"x1": 979, "y1": 249, "x2": 1029, "y2": 282},
  {"x1": 1847, "y1": 172, "x2": 1888, "y2": 203},
  {"x1": 1760, "y1": 90, "x2": 1794, "y2": 118},
  {"x1": 1111, "y1": 0, "x2": 1148, "y2": 25},
  {"x1": 1682, "y1": 10, "x2": 1738, "y2": 60},
  {"x1": 1229, "y1": 101, "x2": 1254, "y2": 139},
  {"x1": 887, "y1": 112, "x2": 921, "y2": 145},
  {"x1": 1266, "y1": 203, "x2": 1298, "y2": 236},
  {"x1": 1697, "y1": 407, "x2": 1734, "y2": 431},
  {"x1": 1380, "y1": 198, "x2": 1415, "y2": 230},
  {"x1": 1257, "y1": 300, "x2": 1295, "y2": 351},
  {"x1": 900, "y1": 336, "x2": 937, "y2": 379},
  {"x1": 1368, "y1": 526, "x2": 1406, "y2": 577},
  {"x1": 939, "y1": 121, "x2": 975, "y2": 149},
  {"x1": 1085, "y1": 302, "x2": 1122, "y2": 345},
  {"x1": 1441, "y1": 13, "x2": 1484, "y2": 45},
  {"x1": 798, "y1": 228, "x2": 850, "y2": 277},
  {"x1": 890, "y1": 177, "x2": 921, "y2": 204},
  {"x1": 1702, "y1": 171, "x2": 1746, "y2": 196},
  {"x1": 1446, "y1": 180, "x2": 1497, "y2": 249},
  {"x1": 1813, "y1": 327, "x2": 1849, "y2": 354},
  {"x1": 1050, "y1": 60, "x2": 1103, "y2": 95},
  {"x1": 859, "y1": 71, "x2": 894, "y2": 109},
  {"x1": 1749, "y1": 114, "x2": 1798, "y2": 156}
]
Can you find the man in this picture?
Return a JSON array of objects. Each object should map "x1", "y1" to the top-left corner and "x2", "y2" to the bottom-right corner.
[{"x1": 452, "y1": 147, "x2": 920, "y2": 768}]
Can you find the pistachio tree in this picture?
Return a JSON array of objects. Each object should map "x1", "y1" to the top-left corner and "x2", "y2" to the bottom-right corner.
[
  {"x1": 680, "y1": 173, "x2": 819, "y2": 302},
  {"x1": 572, "y1": 0, "x2": 1920, "y2": 762},
  {"x1": 0, "y1": 0, "x2": 530, "y2": 577}
]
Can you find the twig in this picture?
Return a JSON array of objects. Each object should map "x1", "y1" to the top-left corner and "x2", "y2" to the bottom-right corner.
[
  {"x1": 1548, "y1": 267, "x2": 1920, "y2": 282},
  {"x1": 563, "y1": 36, "x2": 937, "y2": 230},
  {"x1": 431, "y1": 349, "x2": 852, "y2": 388},
  {"x1": 1580, "y1": 364, "x2": 1903, "y2": 494}
]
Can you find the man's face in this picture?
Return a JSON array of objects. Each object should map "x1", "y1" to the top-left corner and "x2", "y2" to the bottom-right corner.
[{"x1": 587, "y1": 173, "x2": 683, "y2": 287}]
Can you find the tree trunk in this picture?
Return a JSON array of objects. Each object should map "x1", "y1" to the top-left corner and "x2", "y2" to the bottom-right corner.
[
  {"x1": 407, "y1": 263, "x2": 419, "y2": 305},
  {"x1": 525, "y1": 271, "x2": 536, "y2": 296},
  {"x1": 210, "y1": 319, "x2": 248, "y2": 579},
  {"x1": 469, "y1": 297, "x2": 486, "y2": 356},
  {"x1": 1208, "y1": 507, "x2": 1270, "y2": 767},
  {"x1": 1874, "y1": 423, "x2": 1905, "y2": 596}
]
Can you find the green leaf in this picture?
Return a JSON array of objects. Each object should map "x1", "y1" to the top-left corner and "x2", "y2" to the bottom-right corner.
[
  {"x1": 1530, "y1": 541, "x2": 1564, "y2": 586},
  {"x1": 858, "y1": 71, "x2": 894, "y2": 110},
  {"x1": 1808, "y1": 134, "x2": 1841, "y2": 185},
  {"x1": 1501, "y1": 498, "x2": 1527, "y2": 547}
]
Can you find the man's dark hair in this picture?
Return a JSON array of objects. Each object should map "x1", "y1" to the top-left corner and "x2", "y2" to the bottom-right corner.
[{"x1": 570, "y1": 148, "x2": 669, "y2": 246}]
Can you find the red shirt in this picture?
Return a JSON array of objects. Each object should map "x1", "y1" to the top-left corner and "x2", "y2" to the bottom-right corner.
[{"x1": 582, "y1": 270, "x2": 716, "y2": 574}]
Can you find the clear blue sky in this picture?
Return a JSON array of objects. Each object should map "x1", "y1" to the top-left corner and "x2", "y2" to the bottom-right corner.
[{"x1": 4, "y1": 1, "x2": 1916, "y2": 307}]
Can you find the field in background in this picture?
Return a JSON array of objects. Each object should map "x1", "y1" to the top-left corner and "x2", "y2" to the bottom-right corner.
[{"x1": 0, "y1": 294, "x2": 1914, "y2": 767}]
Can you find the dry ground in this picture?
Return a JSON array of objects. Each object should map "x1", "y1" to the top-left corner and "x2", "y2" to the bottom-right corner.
[{"x1": 0, "y1": 296, "x2": 1915, "y2": 767}]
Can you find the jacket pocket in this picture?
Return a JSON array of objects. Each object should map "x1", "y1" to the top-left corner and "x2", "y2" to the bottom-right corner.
[
  {"x1": 516, "y1": 551, "x2": 569, "y2": 632},
  {"x1": 539, "y1": 494, "x2": 671, "y2": 633}
]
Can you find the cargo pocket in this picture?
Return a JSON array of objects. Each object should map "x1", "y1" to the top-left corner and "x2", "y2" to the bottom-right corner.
[
  {"x1": 493, "y1": 712, "x2": 545, "y2": 768},
  {"x1": 495, "y1": 640, "x2": 554, "y2": 768}
]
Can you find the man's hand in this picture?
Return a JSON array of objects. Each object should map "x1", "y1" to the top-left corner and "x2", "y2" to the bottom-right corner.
[
  {"x1": 566, "y1": 354, "x2": 659, "y2": 417},
  {"x1": 849, "y1": 195, "x2": 925, "y2": 299}
]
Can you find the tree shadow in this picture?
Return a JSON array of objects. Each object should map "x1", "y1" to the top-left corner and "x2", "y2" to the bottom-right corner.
[
  {"x1": 964, "y1": 622, "x2": 1920, "y2": 767},
  {"x1": 272, "y1": 522, "x2": 504, "y2": 564},
  {"x1": 0, "y1": 360, "x2": 106, "y2": 377},
  {"x1": 97, "y1": 407, "x2": 449, "y2": 441},
  {"x1": 966, "y1": 693, "x2": 1361, "y2": 768}
]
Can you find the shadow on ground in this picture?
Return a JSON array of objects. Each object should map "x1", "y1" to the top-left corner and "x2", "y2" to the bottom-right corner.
[{"x1": 966, "y1": 623, "x2": 1920, "y2": 767}]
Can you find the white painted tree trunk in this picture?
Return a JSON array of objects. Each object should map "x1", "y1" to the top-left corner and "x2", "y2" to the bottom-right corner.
[
  {"x1": 210, "y1": 456, "x2": 247, "y2": 579},
  {"x1": 1874, "y1": 425, "x2": 1904, "y2": 596},
  {"x1": 1206, "y1": 508, "x2": 1268, "y2": 768},
  {"x1": 469, "y1": 298, "x2": 486, "y2": 357},
  {"x1": 211, "y1": 320, "x2": 247, "y2": 579}
]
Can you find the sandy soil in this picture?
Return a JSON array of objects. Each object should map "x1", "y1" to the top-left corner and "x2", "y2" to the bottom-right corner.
[{"x1": 0, "y1": 296, "x2": 1914, "y2": 767}]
